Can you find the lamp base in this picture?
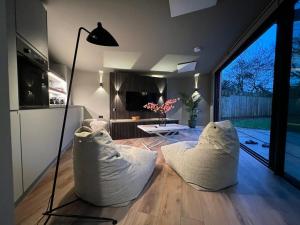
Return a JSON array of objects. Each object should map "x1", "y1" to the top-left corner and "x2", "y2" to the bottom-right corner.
[{"x1": 42, "y1": 198, "x2": 117, "y2": 225}]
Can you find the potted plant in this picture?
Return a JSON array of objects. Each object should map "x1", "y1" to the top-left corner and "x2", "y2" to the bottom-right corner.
[
  {"x1": 144, "y1": 98, "x2": 178, "y2": 126},
  {"x1": 180, "y1": 91, "x2": 202, "y2": 128}
]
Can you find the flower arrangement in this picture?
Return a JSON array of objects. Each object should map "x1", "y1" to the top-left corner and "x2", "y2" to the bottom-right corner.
[
  {"x1": 143, "y1": 98, "x2": 178, "y2": 114},
  {"x1": 144, "y1": 98, "x2": 178, "y2": 126}
]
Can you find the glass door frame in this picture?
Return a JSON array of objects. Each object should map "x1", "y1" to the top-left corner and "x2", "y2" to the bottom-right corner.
[{"x1": 213, "y1": 0, "x2": 296, "y2": 184}]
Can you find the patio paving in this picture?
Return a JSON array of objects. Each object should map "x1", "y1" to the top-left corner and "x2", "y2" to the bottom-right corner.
[
  {"x1": 285, "y1": 131, "x2": 300, "y2": 180},
  {"x1": 236, "y1": 127, "x2": 300, "y2": 181},
  {"x1": 236, "y1": 127, "x2": 270, "y2": 159}
]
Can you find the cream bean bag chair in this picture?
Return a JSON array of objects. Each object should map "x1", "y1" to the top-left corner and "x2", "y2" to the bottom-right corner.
[
  {"x1": 161, "y1": 120, "x2": 240, "y2": 191},
  {"x1": 73, "y1": 126, "x2": 157, "y2": 206},
  {"x1": 82, "y1": 118, "x2": 109, "y2": 132}
]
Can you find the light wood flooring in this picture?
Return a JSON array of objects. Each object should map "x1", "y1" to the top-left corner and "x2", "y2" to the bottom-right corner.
[{"x1": 15, "y1": 132, "x2": 300, "y2": 225}]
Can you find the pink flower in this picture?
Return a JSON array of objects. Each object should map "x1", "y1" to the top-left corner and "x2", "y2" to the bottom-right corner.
[{"x1": 143, "y1": 98, "x2": 178, "y2": 114}]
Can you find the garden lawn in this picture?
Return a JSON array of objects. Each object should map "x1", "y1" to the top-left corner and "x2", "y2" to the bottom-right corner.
[
  {"x1": 287, "y1": 116, "x2": 300, "y2": 133},
  {"x1": 230, "y1": 117, "x2": 271, "y2": 130}
]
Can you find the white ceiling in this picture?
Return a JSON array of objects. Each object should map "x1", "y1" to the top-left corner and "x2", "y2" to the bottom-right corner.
[{"x1": 45, "y1": 0, "x2": 272, "y2": 76}]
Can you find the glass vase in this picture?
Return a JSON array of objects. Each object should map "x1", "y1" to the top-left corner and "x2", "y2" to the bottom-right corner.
[{"x1": 159, "y1": 113, "x2": 167, "y2": 126}]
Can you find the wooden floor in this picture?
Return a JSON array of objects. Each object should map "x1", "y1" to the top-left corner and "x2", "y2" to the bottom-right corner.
[{"x1": 15, "y1": 132, "x2": 300, "y2": 225}]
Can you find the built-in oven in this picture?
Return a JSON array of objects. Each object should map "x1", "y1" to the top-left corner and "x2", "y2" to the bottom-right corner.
[{"x1": 17, "y1": 37, "x2": 49, "y2": 109}]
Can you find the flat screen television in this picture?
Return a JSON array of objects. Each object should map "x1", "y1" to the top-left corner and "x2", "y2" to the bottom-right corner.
[{"x1": 126, "y1": 91, "x2": 159, "y2": 111}]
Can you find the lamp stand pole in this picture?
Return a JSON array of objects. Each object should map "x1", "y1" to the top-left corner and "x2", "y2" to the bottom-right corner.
[{"x1": 42, "y1": 27, "x2": 117, "y2": 225}]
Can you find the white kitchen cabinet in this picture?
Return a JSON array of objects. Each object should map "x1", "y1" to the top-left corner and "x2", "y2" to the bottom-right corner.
[
  {"x1": 16, "y1": 0, "x2": 48, "y2": 59},
  {"x1": 10, "y1": 111, "x2": 23, "y2": 202},
  {"x1": 20, "y1": 107, "x2": 83, "y2": 191}
]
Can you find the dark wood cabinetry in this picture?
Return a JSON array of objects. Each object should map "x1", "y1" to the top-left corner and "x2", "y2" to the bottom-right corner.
[{"x1": 110, "y1": 119, "x2": 178, "y2": 140}]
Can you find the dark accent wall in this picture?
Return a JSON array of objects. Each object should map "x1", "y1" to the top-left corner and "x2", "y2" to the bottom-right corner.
[{"x1": 110, "y1": 71, "x2": 167, "y2": 119}]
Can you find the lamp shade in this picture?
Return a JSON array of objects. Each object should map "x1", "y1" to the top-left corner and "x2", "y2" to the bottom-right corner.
[{"x1": 86, "y1": 22, "x2": 119, "y2": 46}]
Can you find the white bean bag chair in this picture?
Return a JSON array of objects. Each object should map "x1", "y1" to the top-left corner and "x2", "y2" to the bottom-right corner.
[
  {"x1": 82, "y1": 119, "x2": 109, "y2": 132},
  {"x1": 73, "y1": 126, "x2": 157, "y2": 206},
  {"x1": 161, "y1": 120, "x2": 240, "y2": 191}
]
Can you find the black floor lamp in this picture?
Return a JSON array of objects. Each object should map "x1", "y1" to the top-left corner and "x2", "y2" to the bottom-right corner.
[{"x1": 42, "y1": 22, "x2": 119, "y2": 225}]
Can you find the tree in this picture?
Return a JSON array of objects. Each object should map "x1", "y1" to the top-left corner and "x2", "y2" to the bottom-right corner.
[
  {"x1": 221, "y1": 80, "x2": 237, "y2": 96},
  {"x1": 222, "y1": 44, "x2": 274, "y2": 97}
]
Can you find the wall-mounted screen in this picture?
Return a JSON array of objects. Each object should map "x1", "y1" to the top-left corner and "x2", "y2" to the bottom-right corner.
[{"x1": 126, "y1": 91, "x2": 159, "y2": 111}]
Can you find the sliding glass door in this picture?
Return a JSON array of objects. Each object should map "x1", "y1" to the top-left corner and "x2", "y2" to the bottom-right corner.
[
  {"x1": 214, "y1": 0, "x2": 300, "y2": 187},
  {"x1": 219, "y1": 24, "x2": 277, "y2": 162},
  {"x1": 284, "y1": 0, "x2": 300, "y2": 185}
]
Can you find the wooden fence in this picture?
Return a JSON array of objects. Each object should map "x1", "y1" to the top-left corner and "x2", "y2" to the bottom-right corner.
[{"x1": 221, "y1": 95, "x2": 272, "y2": 119}]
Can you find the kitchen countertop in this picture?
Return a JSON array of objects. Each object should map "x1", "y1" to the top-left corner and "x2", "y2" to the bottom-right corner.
[
  {"x1": 19, "y1": 105, "x2": 83, "y2": 111},
  {"x1": 49, "y1": 105, "x2": 83, "y2": 109},
  {"x1": 110, "y1": 118, "x2": 179, "y2": 123}
]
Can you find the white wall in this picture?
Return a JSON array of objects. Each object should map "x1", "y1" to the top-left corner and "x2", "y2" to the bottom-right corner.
[
  {"x1": 72, "y1": 70, "x2": 110, "y2": 119},
  {"x1": 0, "y1": 0, "x2": 16, "y2": 224},
  {"x1": 166, "y1": 78, "x2": 184, "y2": 122},
  {"x1": 167, "y1": 74, "x2": 212, "y2": 126}
]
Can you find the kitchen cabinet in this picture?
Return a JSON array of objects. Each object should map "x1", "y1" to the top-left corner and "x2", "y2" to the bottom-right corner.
[
  {"x1": 16, "y1": 0, "x2": 48, "y2": 59},
  {"x1": 10, "y1": 111, "x2": 23, "y2": 202},
  {"x1": 20, "y1": 107, "x2": 83, "y2": 191}
]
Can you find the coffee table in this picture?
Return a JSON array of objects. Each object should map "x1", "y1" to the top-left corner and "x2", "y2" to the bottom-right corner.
[{"x1": 137, "y1": 123, "x2": 189, "y2": 150}]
